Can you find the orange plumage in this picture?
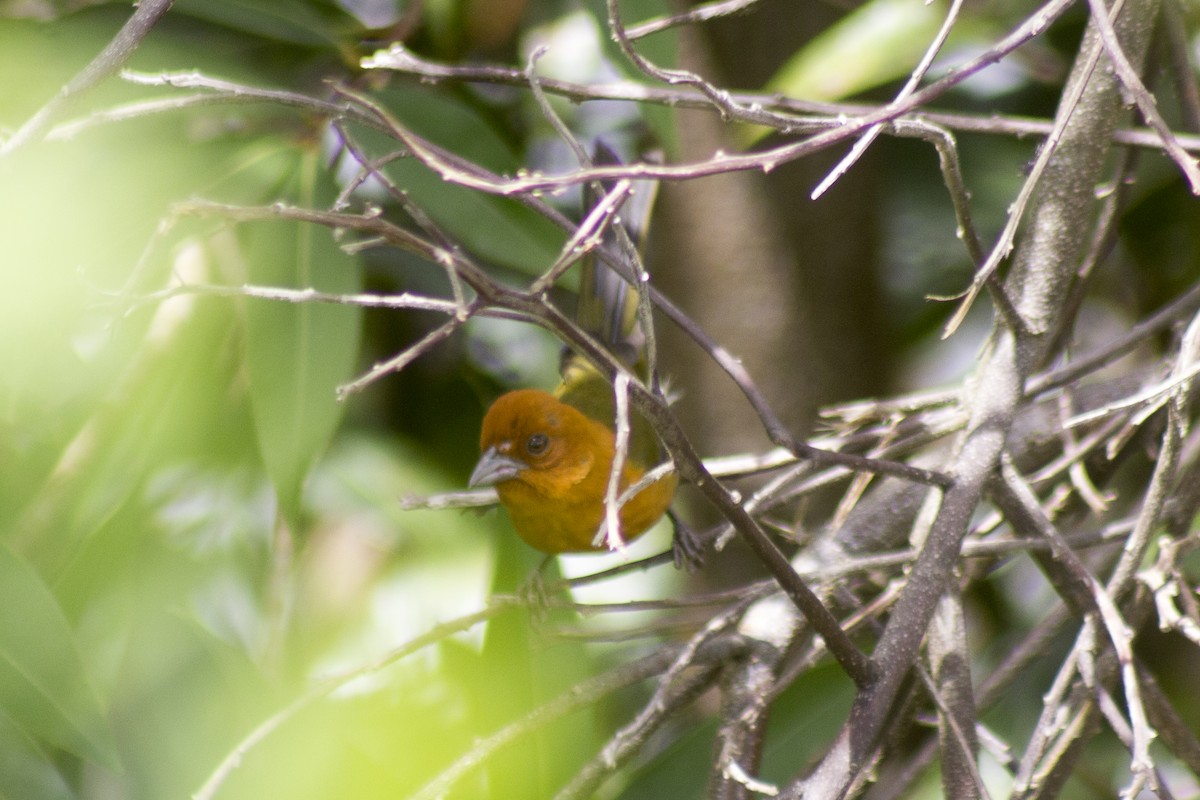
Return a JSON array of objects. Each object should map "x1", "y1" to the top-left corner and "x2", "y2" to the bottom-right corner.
[
  {"x1": 469, "y1": 142, "x2": 683, "y2": 557},
  {"x1": 469, "y1": 387, "x2": 677, "y2": 554}
]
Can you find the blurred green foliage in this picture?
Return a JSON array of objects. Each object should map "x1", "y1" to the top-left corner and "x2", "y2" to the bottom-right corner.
[
  {"x1": 0, "y1": 3, "x2": 668, "y2": 797},
  {"x1": 1, "y1": 1, "x2": 1198, "y2": 799}
]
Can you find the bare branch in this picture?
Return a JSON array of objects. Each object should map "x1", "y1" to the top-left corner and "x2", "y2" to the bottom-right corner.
[
  {"x1": 1083, "y1": 0, "x2": 1200, "y2": 191},
  {"x1": 993, "y1": 458, "x2": 1158, "y2": 792},
  {"x1": 1, "y1": 0, "x2": 174, "y2": 156}
]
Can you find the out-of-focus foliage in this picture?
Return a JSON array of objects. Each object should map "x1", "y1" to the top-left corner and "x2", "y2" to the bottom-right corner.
[
  {"x1": 0, "y1": 3, "x2": 670, "y2": 797},
  {"x1": 2, "y1": 0, "x2": 1199, "y2": 799}
]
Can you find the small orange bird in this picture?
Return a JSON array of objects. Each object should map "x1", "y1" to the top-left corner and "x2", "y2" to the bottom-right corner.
[
  {"x1": 469, "y1": 145, "x2": 687, "y2": 559},
  {"x1": 468, "y1": 385, "x2": 678, "y2": 554}
]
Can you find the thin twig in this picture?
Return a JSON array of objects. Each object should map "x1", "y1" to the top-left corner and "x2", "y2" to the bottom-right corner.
[
  {"x1": 557, "y1": 608, "x2": 750, "y2": 800},
  {"x1": 338, "y1": 313, "x2": 474, "y2": 399},
  {"x1": 942, "y1": 5, "x2": 1111, "y2": 338},
  {"x1": 359, "y1": 44, "x2": 1200, "y2": 155},
  {"x1": 624, "y1": 0, "x2": 762, "y2": 40},
  {"x1": 811, "y1": 0, "x2": 966, "y2": 200},
  {"x1": 1, "y1": 0, "x2": 175, "y2": 156},
  {"x1": 1103, "y1": 307, "x2": 1200, "y2": 598},
  {"x1": 114, "y1": 281, "x2": 465, "y2": 315},
  {"x1": 598, "y1": 372, "x2": 634, "y2": 551},
  {"x1": 415, "y1": 634, "x2": 742, "y2": 800},
  {"x1": 994, "y1": 458, "x2": 1158, "y2": 792},
  {"x1": 194, "y1": 601, "x2": 512, "y2": 800},
  {"x1": 1083, "y1": 0, "x2": 1200, "y2": 191}
]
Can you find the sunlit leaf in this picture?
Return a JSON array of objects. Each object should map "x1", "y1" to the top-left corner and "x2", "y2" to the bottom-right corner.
[{"x1": 767, "y1": 0, "x2": 950, "y2": 102}]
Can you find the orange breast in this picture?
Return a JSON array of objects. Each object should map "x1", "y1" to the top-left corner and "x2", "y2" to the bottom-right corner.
[
  {"x1": 476, "y1": 389, "x2": 676, "y2": 553},
  {"x1": 499, "y1": 462, "x2": 677, "y2": 553}
]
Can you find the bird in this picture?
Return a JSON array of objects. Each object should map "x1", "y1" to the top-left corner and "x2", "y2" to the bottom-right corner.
[
  {"x1": 468, "y1": 144, "x2": 694, "y2": 564},
  {"x1": 468, "y1": 386, "x2": 678, "y2": 555}
]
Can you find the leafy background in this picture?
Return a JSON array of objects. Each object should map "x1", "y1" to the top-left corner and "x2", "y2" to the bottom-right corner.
[{"x1": 1, "y1": 0, "x2": 1198, "y2": 798}]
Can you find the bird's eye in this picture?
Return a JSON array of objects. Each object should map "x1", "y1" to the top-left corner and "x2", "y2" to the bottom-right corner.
[{"x1": 525, "y1": 433, "x2": 549, "y2": 456}]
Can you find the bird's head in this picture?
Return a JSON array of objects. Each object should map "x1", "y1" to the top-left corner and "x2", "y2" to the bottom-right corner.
[{"x1": 469, "y1": 389, "x2": 600, "y2": 494}]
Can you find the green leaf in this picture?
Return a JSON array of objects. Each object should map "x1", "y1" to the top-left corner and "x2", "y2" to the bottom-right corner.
[
  {"x1": 381, "y1": 155, "x2": 564, "y2": 274},
  {"x1": 368, "y1": 86, "x2": 565, "y2": 273},
  {"x1": 0, "y1": 712, "x2": 75, "y2": 800},
  {"x1": 767, "y1": 0, "x2": 950, "y2": 102},
  {"x1": 242, "y1": 150, "x2": 363, "y2": 525},
  {"x1": 0, "y1": 543, "x2": 118, "y2": 770},
  {"x1": 477, "y1": 540, "x2": 600, "y2": 798},
  {"x1": 173, "y1": 0, "x2": 357, "y2": 47}
]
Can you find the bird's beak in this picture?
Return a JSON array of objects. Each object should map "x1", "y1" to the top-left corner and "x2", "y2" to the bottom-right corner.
[{"x1": 469, "y1": 446, "x2": 525, "y2": 488}]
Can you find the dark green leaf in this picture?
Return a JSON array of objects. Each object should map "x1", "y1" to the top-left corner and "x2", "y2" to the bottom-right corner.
[
  {"x1": 368, "y1": 86, "x2": 565, "y2": 273},
  {"x1": 242, "y1": 150, "x2": 363, "y2": 524}
]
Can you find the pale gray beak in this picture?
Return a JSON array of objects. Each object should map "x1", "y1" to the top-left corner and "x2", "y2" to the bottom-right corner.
[{"x1": 468, "y1": 446, "x2": 525, "y2": 487}]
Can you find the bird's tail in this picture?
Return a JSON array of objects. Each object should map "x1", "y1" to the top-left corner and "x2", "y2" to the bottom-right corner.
[{"x1": 561, "y1": 141, "x2": 659, "y2": 384}]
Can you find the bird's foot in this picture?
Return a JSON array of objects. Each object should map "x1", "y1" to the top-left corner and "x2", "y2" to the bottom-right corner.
[
  {"x1": 669, "y1": 510, "x2": 703, "y2": 572},
  {"x1": 515, "y1": 555, "x2": 555, "y2": 620}
]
